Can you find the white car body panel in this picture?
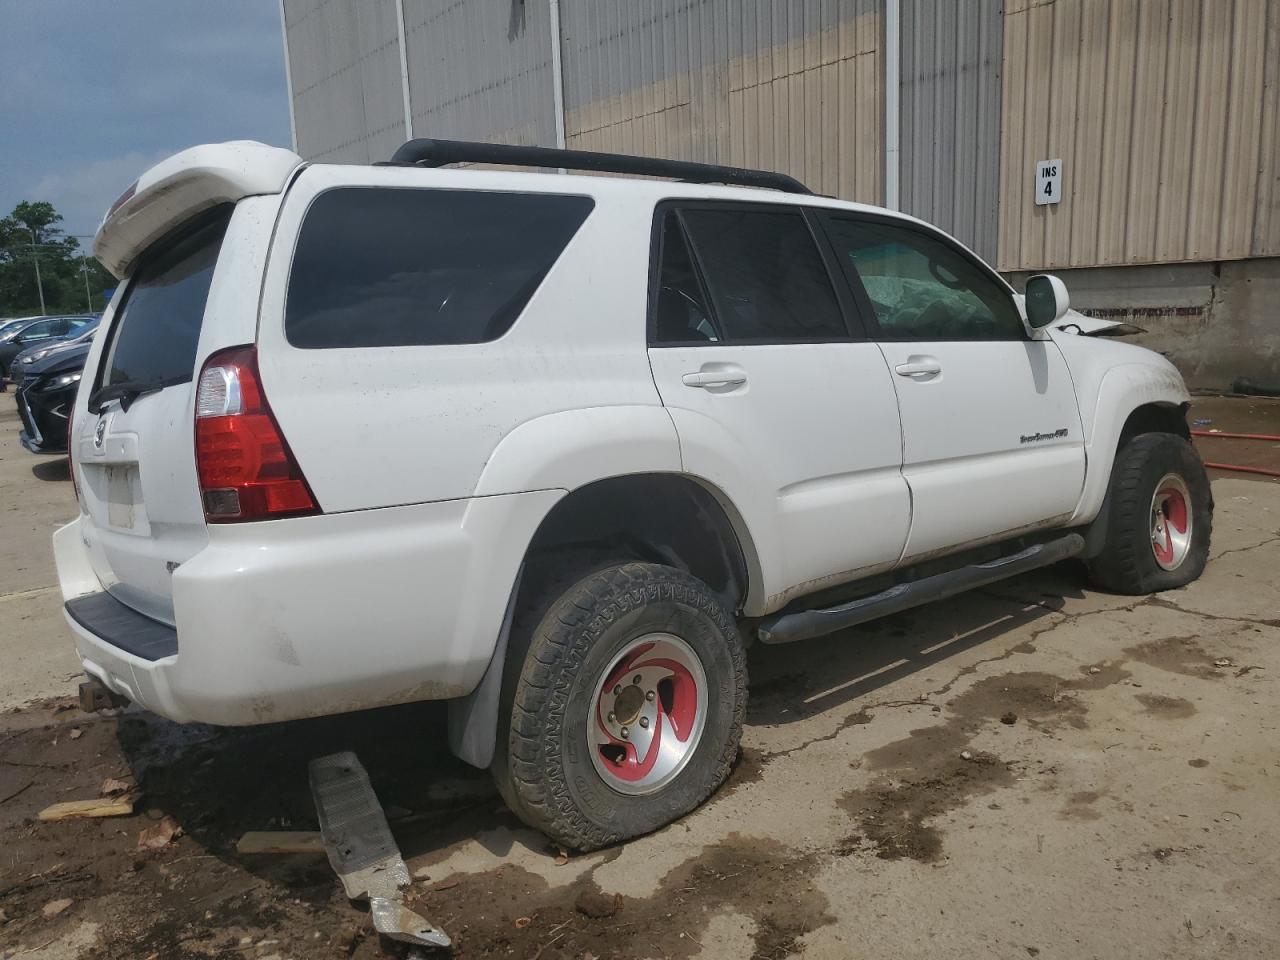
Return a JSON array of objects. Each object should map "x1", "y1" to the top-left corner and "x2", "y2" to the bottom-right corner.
[
  {"x1": 58, "y1": 488, "x2": 560, "y2": 724},
  {"x1": 649, "y1": 342, "x2": 910, "y2": 615},
  {"x1": 257, "y1": 164, "x2": 665, "y2": 510},
  {"x1": 1050, "y1": 335, "x2": 1190, "y2": 525},
  {"x1": 877, "y1": 339, "x2": 1086, "y2": 561},
  {"x1": 70, "y1": 196, "x2": 283, "y2": 625},
  {"x1": 55, "y1": 142, "x2": 1196, "y2": 728}
]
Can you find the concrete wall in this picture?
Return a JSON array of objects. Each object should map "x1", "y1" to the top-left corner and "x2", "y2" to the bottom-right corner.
[{"x1": 1007, "y1": 258, "x2": 1280, "y2": 390}]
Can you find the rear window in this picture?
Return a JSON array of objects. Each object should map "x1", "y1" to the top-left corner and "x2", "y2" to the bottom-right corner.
[
  {"x1": 103, "y1": 206, "x2": 231, "y2": 387},
  {"x1": 285, "y1": 187, "x2": 594, "y2": 349}
]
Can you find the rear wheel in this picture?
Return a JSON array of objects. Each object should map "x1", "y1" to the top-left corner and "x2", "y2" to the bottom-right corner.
[
  {"x1": 1088, "y1": 432, "x2": 1212, "y2": 594},
  {"x1": 493, "y1": 562, "x2": 746, "y2": 851}
]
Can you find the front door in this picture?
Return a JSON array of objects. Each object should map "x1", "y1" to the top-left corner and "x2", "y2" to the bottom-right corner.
[
  {"x1": 645, "y1": 203, "x2": 911, "y2": 610},
  {"x1": 819, "y1": 213, "x2": 1085, "y2": 563}
]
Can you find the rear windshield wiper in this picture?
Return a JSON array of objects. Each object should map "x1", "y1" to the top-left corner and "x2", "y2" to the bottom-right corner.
[{"x1": 88, "y1": 377, "x2": 181, "y2": 414}]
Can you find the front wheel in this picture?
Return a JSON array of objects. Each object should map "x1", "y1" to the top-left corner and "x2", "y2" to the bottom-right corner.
[
  {"x1": 493, "y1": 562, "x2": 746, "y2": 851},
  {"x1": 1088, "y1": 432, "x2": 1213, "y2": 594}
]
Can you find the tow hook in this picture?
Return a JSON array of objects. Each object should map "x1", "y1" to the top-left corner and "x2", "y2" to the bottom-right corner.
[{"x1": 79, "y1": 678, "x2": 130, "y2": 713}]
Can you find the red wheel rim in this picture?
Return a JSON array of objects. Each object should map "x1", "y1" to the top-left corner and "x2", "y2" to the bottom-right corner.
[
  {"x1": 587, "y1": 633, "x2": 707, "y2": 796},
  {"x1": 1150, "y1": 473, "x2": 1192, "y2": 571}
]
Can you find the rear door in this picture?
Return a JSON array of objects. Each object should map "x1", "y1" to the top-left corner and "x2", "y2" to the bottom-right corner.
[
  {"x1": 646, "y1": 202, "x2": 910, "y2": 608},
  {"x1": 818, "y1": 213, "x2": 1085, "y2": 562},
  {"x1": 71, "y1": 207, "x2": 233, "y2": 624}
]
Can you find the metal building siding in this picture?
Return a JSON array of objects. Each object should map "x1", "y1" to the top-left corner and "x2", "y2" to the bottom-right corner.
[
  {"x1": 559, "y1": 0, "x2": 883, "y2": 203},
  {"x1": 998, "y1": 0, "x2": 1280, "y2": 271},
  {"x1": 400, "y1": 0, "x2": 558, "y2": 148},
  {"x1": 283, "y1": 0, "x2": 405, "y2": 163},
  {"x1": 899, "y1": 0, "x2": 1004, "y2": 261}
]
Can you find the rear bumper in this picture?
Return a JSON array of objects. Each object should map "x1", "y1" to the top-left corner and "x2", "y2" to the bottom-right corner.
[{"x1": 53, "y1": 488, "x2": 562, "y2": 725}]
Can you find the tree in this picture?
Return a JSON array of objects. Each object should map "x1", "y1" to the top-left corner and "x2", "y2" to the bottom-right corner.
[{"x1": 0, "y1": 201, "x2": 114, "y2": 317}]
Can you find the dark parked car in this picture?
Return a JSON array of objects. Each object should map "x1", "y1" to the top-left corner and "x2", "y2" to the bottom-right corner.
[
  {"x1": 8, "y1": 318, "x2": 99, "y2": 389},
  {"x1": 0, "y1": 315, "x2": 94, "y2": 387},
  {"x1": 16, "y1": 339, "x2": 92, "y2": 453}
]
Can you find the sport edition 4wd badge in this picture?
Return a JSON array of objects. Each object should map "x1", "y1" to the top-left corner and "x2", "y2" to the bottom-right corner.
[{"x1": 1020, "y1": 427, "x2": 1069, "y2": 444}]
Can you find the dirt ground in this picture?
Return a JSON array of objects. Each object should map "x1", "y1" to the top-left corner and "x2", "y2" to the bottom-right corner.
[{"x1": 1, "y1": 398, "x2": 1278, "y2": 960}]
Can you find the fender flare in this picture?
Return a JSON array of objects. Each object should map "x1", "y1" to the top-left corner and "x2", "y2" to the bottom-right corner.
[
  {"x1": 452, "y1": 406, "x2": 771, "y2": 768},
  {"x1": 1069, "y1": 363, "x2": 1190, "y2": 527},
  {"x1": 472, "y1": 405, "x2": 682, "y2": 497}
]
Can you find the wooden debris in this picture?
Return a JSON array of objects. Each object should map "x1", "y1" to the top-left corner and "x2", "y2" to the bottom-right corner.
[
  {"x1": 137, "y1": 815, "x2": 183, "y2": 850},
  {"x1": 101, "y1": 777, "x2": 132, "y2": 797},
  {"x1": 235, "y1": 831, "x2": 326, "y2": 855},
  {"x1": 42, "y1": 898, "x2": 73, "y2": 919},
  {"x1": 38, "y1": 794, "x2": 135, "y2": 822}
]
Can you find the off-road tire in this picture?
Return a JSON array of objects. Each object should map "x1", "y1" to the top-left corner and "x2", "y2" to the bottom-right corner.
[
  {"x1": 1088, "y1": 432, "x2": 1213, "y2": 594},
  {"x1": 492, "y1": 562, "x2": 747, "y2": 851}
]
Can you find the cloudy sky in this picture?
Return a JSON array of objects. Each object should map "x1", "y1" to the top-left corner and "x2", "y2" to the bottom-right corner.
[{"x1": 0, "y1": 1, "x2": 291, "y2": 241}]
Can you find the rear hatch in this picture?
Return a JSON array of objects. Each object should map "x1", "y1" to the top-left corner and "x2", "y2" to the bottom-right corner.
[
  {"x1": 71, "y1": 142, "x2": 301, "y2": 625},
  {"x1": 74, "y1": 209, "x2": 231, "y2": 623}
]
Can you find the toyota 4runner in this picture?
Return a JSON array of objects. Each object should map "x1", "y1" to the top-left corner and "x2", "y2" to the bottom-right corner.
[{"x1": 55, "y1": 139, "x2": 1211, "y2": 851}]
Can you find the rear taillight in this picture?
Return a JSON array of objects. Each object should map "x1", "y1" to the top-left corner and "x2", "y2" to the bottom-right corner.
[{"x1": 194, "y1": 346, "x2": 318, "y2": 523}]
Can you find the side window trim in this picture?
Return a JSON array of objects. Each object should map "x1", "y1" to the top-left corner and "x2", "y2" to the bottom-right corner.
[
  {"x1": 647, "y1": 199, "x2": 862, "y2": 347},
  {"x1": 645, "y1": 206, "x2": 726, "y2": 347},
  {"x1": 815, "y1": 210, "x2": 1027, "y2": 343}
]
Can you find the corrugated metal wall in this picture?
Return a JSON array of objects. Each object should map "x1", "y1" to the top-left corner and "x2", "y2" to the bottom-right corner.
[
  {"x1": 899, "y1": 0, "x2": 1003, "y2": 261},
  {"x1": 282, "y1": 0, "x2": 406, "y2": 163},
  {"x1": 561, "y1": 0, "x2": 883, "y2": 203},
  {"x1": 400, "y1": 0, "x2": 558, "y2": 148},
  {"x1": 998, "y1": 0, "x2": 1280, "y2": 272}
]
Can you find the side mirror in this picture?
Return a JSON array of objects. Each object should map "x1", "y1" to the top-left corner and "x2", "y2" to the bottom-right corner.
[{"x1": 1025, "y1": 274, "x2": 1070, "y2": 328}]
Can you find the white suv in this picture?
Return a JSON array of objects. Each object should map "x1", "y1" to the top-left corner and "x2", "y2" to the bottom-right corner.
[{"x1": 56, "y1": 139, "x2": 1211, "y2": 851}]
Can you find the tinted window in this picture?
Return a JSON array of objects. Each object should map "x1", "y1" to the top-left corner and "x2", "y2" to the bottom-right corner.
[
  {"x1": 18, "y1": 320, "x2": 59, "y2": 340},
  {"x1": 105, "y1": 207, "x2": 231, "y2": 387},
  {"x1": 286, "y1": 188, "x2": 594, "y2": 349},
  {"x1": 680, "y1": 207, "x2": 845, "y2": 342},
  {"x1": 825, "y1": 217, "x2": 1023, "y2": 341},
  {"x1": 652, "y1": 212, "x2": 719, "y2": 344}
]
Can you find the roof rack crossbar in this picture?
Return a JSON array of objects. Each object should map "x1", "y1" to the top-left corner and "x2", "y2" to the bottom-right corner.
[{"x1": 380, "y1": 138, "x2": 812, "y2": 195}]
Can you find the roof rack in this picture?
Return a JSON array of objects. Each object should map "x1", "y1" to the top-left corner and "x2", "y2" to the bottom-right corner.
[{"x1": 380, "y1": 138, "x2": 812, "y2": 195}]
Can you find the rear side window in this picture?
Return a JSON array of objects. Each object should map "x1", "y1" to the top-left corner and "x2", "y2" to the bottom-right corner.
[
  {"x1": 678, "y1": 206, "x2": 845, "y2": 343},
  {"x1": 285, "y1": 188, "x2": 594, "y2": 349},
  {"x1": 104, "y1": 206, "x2": 232, "y2": 387},
  {"x1": 653, "y1": 212, "x2": 720, "y2": 343}
]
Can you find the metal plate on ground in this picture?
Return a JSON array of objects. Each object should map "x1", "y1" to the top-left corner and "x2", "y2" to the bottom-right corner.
[{"x1": 308, "y1": 751, "x2": 411, "y2": 901}]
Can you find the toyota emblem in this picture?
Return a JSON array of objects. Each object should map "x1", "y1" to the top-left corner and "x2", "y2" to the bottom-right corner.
[{"x1": 94, "y1": 418, "x2": 106, "y2": 449}]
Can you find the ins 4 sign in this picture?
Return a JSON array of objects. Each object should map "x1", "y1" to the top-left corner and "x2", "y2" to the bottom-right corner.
[{"x1": 1036, "y1": 159, "x2": 1062, "y2": 206}]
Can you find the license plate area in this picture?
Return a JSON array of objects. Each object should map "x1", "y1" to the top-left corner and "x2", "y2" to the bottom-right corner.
[
  {"x1": 81, "y1": 461, "x2": 152, "y2": 537},
  {"x1": 105, "y1": 465, "x2": 140, "y2": 530}
]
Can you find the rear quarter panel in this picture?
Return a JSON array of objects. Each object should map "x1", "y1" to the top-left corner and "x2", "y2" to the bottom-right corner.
[{"x1": 256, "y1": 165, "x2": 668, "y2": 512}]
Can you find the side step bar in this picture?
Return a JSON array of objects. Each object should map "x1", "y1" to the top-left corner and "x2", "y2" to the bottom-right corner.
[{"x1": 758, "y1": 532, "x2": 1085, "y2": 645}]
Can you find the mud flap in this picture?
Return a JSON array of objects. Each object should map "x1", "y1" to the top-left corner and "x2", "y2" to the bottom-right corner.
[
  {"x1": 447, "y1": 565, "x2": 522, "y2": 769},
  {"x1": 309, "y1": 751, "x2": 450, "y2": 949}
]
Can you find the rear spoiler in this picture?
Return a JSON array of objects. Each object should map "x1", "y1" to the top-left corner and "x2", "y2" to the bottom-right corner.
[{"x1": 94, "y1": 141, "x2": 303, "y2": 279}]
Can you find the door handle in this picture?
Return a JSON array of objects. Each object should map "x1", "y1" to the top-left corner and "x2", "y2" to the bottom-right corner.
[
  {"x1": 894, "y1": 357, "x2": 942, "y2": 378},
  {"x1": 682, "y1": 370, "x2": 747, "y2": 389}
]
